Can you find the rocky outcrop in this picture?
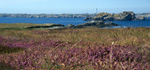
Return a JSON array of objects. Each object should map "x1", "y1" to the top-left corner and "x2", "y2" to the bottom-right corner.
[
  {"x1": 27, "y1": 24, "x2": 64, "y2": 29},
  {"x1": 66, "y1": 21, "x2": 118, "y2": 28},
  {"x1": 134, "y1": 16, "x2": 146, "y2": 20},
  {"x1": 83, "y1": 17, "x2": 93, "y2": 21},
  {"x1": 94, "y1": 13, "x2": 114, "y2": 21},
  {"x1": 85, "y1": 11, "x2": 148, "y2": 21}
]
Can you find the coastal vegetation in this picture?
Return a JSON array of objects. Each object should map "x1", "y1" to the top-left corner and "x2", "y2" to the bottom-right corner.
[{"x1": 0, "y1": 24, "x2": 150, "y2": 70}]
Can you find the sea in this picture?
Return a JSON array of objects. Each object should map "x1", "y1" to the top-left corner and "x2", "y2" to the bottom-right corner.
[{"x1": 0, "y1": 17, "x2": 150, "y2": 28}]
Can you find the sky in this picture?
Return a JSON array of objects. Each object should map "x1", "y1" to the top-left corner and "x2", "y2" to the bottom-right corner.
[{"x1": 0, "y1": 0, "x2": 150, "y2": 14}]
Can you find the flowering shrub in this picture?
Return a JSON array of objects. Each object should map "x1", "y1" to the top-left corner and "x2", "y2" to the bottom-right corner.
[
  {"x1": 48, "y1": 45, "x2": 150, "y2": 70},
  {"x1": 0, "y1": 28, "x2": 150, "y2": 69}
]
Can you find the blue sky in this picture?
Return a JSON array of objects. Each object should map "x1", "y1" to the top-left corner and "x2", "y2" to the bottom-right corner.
[{"x1": 0, "y1": 0, "x2": 150, "y2": 14}]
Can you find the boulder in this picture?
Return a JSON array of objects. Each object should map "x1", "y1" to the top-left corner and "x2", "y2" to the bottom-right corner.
[
  {"x1": 66, "y1": 24, "x2": 75, "y2": 28},
  {"x1": 104, "y1": 16, "x2": 114, "y2": 21},
  {"x1": 83, "y1": 17, "x2": 93, "y2": 21}
]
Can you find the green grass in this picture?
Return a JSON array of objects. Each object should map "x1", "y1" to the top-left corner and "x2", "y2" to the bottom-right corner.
[
  {"x1": 0, "y1": 62, "x2": 16, "y2": 70},
  {"x1": 0, "y1": 23, "x2": 54, "y2": 28}
]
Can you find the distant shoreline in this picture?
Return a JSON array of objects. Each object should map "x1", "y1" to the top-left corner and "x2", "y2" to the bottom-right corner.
[
  {"x1": 0, "y1": 14, "x2": 96, "y2": 18},
  {"x1": 0, "y1": 13, "x2": 150, "y2": 18}
]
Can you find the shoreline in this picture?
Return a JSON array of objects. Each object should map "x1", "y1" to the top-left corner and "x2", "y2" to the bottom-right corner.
[{"x1": 1, "y1": 23, "x2": 150, "y2": 29}]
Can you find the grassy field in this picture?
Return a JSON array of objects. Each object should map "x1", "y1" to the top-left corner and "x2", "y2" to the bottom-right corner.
[
  {"x1": 0, "y1": 23, "x2": 54, "y2": 28},
  {"x1": 0, "y1": 24, "x2": 150, "y2": 70}
]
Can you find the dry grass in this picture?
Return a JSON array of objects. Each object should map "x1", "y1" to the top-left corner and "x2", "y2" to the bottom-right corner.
[
  {"x1": 0, "y1": 24, "x2": 150, "y2": 69},
  {"x1": 0, "y1": 23, "x2": 53, "y2": 28}
]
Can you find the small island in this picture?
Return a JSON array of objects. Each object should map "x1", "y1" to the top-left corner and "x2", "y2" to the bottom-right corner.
[{"x1": 84, "y1": 11, "x2": 149, "y2": 21}]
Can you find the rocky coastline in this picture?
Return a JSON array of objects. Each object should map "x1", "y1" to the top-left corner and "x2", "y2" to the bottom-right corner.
[
  {"x1": 84, "y1": 11, "x2": 149, "y2": 21},
  {"x1": 66, "y1": 21, "x2": 118, "y2": 28},
  {"x1": 25, "y1": 21, "x2": 118, "y2": 29}
]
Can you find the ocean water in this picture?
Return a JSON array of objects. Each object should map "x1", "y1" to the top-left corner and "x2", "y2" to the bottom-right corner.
[
  {"x1": 0, "y1": 17, "x2": 150, "y2": 28},
  {"x1": 109, "y1": 20, "x2": 150, "y2": 28},
  {"x1": 0, "y1": 17, "x2": 87, "y2": 25}
]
